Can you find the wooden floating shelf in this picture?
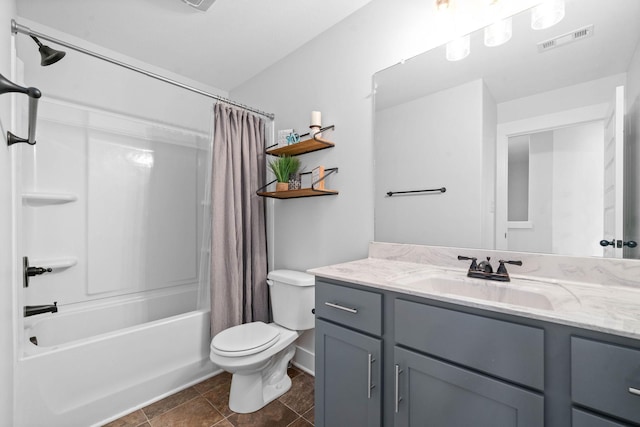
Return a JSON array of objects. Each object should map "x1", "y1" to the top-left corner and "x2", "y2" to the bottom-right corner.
[
  {"x1": 266, "y1": 137, "x2": 334, "y2": 157},
  {"x1": 257, "y1": 188, "x2": 338, "y2": 199}
]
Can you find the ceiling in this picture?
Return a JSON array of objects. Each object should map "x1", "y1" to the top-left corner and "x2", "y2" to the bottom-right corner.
[{"x1": 16, "y1": 0, "x2": 373, "y2": 92}]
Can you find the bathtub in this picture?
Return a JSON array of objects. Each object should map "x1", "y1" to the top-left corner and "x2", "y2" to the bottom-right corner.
[{"x1": 15, "y1": 285, "x2": 217, "y2": 427}]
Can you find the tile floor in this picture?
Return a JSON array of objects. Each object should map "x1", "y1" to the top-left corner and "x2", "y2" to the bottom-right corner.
[{"x1": 104, "y1": 366, "x2": 314, "y2": 427}]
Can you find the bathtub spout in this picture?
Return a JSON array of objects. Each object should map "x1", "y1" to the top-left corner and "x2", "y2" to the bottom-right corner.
[{"x1": 24, "y1": 302, "x2": 57, "y2": 317}]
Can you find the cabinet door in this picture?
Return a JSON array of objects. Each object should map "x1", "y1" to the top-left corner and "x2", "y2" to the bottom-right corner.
[
  {"x1": 571, "y1": 337, "x2": 640, "y2": 424},
  {"x1": 394, "y1": 346, "x2": 543, "y2": 427},
  {"x1": 572, "y1": 408, "x2": 629, "y2": 427},
  {"x1": 315, "y1": 319, "x2": 382, "y2": 427}
]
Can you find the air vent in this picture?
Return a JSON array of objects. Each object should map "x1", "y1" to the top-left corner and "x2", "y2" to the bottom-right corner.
[
  {"x1": 181, "y1": 0, "x2": 216, "y2": 11},
  {"x1": 537, "y1": 24, "x2": 594, "y2": 53}
]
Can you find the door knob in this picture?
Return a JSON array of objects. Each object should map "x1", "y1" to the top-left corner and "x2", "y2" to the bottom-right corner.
[
  {"x1": 599, "y1": 239, "x2": 637, "y2": 249},
  {"x1": 23, "y1": 256, "x2": 52, "y2": 288}
]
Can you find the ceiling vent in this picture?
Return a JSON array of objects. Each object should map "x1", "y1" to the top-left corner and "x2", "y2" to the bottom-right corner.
[
  {"x1": 537, "y1": 24, "x2": 594, "y2": 53},
  {"x1": 181, "y1": 0, "x2": 216, "y2": 11}
]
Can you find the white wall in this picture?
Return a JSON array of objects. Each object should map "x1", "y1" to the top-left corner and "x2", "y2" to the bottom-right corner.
[
  {"x1": 1, "y1": 2, "x2": 18, "y2": 425},
  {"x1": 507, "y1": 123, "x2": 604, "y2": 257},
  {"x1": 230, "y1": 0, "x2": 539, "y2": 272},
  {"x1": 375, "y1": 79, "x2": 485, "y2": 248}
]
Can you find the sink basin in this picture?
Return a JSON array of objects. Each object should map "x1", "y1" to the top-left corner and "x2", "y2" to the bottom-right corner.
[{"x1": 392, "y1": 271, "x2": 557, "y2": 311}]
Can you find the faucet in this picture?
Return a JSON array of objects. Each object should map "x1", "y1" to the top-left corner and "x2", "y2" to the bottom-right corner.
[
  {"x1": 496, "y1": 259, "x2": 523, "y2": 279},
  {"x1": 24, "y1": 302, "x2": 57, "y2": 317},
  {"x1": 477, "y1": 257, "x2": 493, "y2": 273},
  {"x1": 458, "y1": 256, "x2": 522, "y2": 282}
]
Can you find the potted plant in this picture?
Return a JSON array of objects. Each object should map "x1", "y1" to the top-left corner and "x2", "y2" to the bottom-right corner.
[{"x1": 269, "y1": 155, "x2": 300, "y2": 192}]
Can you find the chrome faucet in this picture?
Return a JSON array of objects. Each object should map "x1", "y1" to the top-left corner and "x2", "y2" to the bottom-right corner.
[
  {"x1": 458, "y1": 256, "x2": 522, "y2": 282},
  {"x1": 24, "y1": 302, "x2": 57, "y2": 317}
]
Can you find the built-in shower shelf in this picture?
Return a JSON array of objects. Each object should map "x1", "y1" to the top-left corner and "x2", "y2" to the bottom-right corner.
[
  {"x1": 30, "y1": 257, "x2": 78, "y2": 270},
  {"x1": 22, "y1": 192, "x2": 78, "y2": 206}
]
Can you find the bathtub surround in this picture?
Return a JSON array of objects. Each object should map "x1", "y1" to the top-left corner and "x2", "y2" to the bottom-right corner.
[
  {"x1": 0, "y1": 2, "x2": 18, "y2": 425},
  {"x1": 210, "y1": 103, "x2": 269, "y2": 337},
  {"x1": 9, "y1": 20, "x2": 226, "y2": 426},
  {"x1": 16, "y1": 306, "x2": 214, "y2": 426}
]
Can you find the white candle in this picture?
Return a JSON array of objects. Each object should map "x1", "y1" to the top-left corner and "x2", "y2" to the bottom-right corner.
[{"x1": 311, "y1": 111, "x2": 322, "y2": 127}]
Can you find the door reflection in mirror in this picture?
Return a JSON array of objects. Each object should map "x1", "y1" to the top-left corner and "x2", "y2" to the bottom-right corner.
[{"x1": 506, "y1": 122, "x2": 604, "y2": 257}]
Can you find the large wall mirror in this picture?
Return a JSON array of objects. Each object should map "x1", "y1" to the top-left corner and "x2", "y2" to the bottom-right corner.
[{"x1": 373, "y1": 0, "x2": 640, "y2": 259}]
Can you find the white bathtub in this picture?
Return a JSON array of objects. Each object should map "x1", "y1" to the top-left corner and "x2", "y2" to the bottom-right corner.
[{"x1": 15, "y1": 285, "x2": 217, "y2": 427}]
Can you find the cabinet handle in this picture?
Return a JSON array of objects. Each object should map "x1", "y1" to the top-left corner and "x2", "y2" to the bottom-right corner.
[
  {"x1": 324, "y1": 301, "x2": 358, "y2": 314},
  {"x1": 395, "y1": 364, "x2": 403, "y2": 413},
  {"x1": 367, "y1": 353, "x2": 376, "y2": 399},
  {"x1": 630, "y1": 387, "x2": 640, "y2": 396}
]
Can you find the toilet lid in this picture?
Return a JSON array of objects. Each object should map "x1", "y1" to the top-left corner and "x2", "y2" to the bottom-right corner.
[{"x1": 211, "y1": 322, "x2": 280, "y2": 357}]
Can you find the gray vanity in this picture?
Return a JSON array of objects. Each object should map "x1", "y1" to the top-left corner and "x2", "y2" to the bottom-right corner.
[{"x1": 311, "y1": 243, "x2": 640, "y2": 427}]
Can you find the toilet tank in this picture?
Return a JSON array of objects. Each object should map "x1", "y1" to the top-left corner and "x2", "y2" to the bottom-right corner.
[{"x1": 267, "y1": 270, "x2": 315, "y2": 331}]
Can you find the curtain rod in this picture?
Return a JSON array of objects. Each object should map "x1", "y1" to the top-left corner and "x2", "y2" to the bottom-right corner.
[{"x1": 11, "y1": 19, "x2": 275, "y2": 120}]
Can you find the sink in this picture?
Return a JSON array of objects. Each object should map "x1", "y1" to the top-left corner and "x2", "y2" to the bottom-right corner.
[{"x1": 392, "y1": 271, "x2": 557, "y2": 311}]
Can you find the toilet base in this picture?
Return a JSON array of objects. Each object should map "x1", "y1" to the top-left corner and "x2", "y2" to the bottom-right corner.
[{"x1": 228, "y1": 343, "x2": 296, "y2": 413}]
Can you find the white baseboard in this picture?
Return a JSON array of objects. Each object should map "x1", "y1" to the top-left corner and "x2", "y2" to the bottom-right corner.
[{"x1": 292, "y1": 345, "x2": 314, "y2": 376}]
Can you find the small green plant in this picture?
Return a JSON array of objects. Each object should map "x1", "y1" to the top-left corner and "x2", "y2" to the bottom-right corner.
[{"x1": 269, "y1": 156, "x2": 300, "y2": 183}]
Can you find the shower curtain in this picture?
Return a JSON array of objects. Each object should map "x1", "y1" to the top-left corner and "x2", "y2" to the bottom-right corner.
[{"x1": 210, "y1": 103, "x2": 268, "y2": 337}]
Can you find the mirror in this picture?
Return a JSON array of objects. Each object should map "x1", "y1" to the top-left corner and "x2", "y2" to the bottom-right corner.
[{"x1": 373, "y1": 0, "x2": 640, "y2": 258}]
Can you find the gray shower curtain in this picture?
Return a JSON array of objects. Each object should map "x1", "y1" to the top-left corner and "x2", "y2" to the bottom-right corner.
[{"x1": 210, "y1": 102, "x2": 268, "y2": 337}]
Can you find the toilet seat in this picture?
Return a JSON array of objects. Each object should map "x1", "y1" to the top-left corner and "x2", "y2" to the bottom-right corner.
[{"x1": 211, "y1": 321, "x2": 280, "y2": 357}]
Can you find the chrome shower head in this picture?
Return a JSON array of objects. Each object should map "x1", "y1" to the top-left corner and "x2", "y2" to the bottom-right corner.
[{"x1": 30, "y1": 35, "x2": 66, "y2": 66}]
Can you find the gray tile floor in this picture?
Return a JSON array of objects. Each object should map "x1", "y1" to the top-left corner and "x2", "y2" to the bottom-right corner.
[{"x1": 104, "y1": 367, "x2": 314, "y2": 427}]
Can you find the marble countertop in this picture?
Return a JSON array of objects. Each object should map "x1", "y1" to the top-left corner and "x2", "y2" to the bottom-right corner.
[{"x1": 309, "y1": 257, "x2": 640, "y2": 341}]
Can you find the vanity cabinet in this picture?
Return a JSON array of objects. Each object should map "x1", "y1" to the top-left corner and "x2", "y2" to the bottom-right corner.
[
  {"x1": 393, "y1": 299, "x2": 544, "y2": 426},
  {"x1": 315, "y1": 282, "x2": 383, "y2": 427},
  {"x1": 315, "y1": 277, "x2": 640, "y2": 427},
  {"x1": 394, "y1": 346, "x2": 543, "y2": 426}
]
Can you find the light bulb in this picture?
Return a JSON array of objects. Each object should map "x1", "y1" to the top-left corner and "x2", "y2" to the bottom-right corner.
[
  {"x1": 484, "y1": 17, "x2": 512, "y2": 46},
  {"x1": 531, "y1": 0, "x2": 565, "y2": 30},
  {"x1": 446, "y1": 34, "x2": 470, "y2": 61}
]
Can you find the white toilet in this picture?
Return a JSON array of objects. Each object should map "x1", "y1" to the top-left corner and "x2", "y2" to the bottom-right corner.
[{"x1": 209, "y1": 270, "x2": 315, "y2": 413}]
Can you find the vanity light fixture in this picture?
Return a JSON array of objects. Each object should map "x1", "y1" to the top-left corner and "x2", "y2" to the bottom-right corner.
[
  {"x1": 484, "y1": 16, "x2": 512, "y2": 47},
  {"x1": 531, "y1": 0, "x2": 565, "y2": 30},
  {"x1": 446, "y1": 34, "x2": 471, "y2": 61}
]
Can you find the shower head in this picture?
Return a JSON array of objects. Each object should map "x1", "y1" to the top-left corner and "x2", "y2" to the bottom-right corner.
[{"x1": 30, "y1": 35, "x2": 66, "y2": 66}]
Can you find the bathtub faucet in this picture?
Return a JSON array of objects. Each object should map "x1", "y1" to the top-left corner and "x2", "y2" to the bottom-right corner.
[{"x1": 24, "y1": 302, "x2": 57, "y2": 317}]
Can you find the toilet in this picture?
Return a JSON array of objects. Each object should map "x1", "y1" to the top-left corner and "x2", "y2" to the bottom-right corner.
[{"x1": 209, "y1": 270, "x2": 315, "y2": 413}]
